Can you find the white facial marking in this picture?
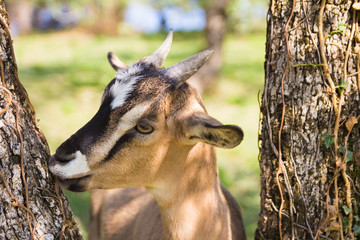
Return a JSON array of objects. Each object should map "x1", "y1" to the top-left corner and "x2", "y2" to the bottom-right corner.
[
  {"x1": 119, "y1": 102, "x2": 150, "y2": 130},
  {"x1": 116, "y1": 63, "x2": 143, "y2": 80},
  {"x1": 111, "y1": 64, "x2": 143, "y2": 110},
  {"x1": 50, "y1": 151, "x2": 90, "y2": 178}
]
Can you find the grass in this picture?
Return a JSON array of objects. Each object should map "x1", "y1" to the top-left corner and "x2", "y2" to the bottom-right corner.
[{"x1": 13, "y1": 29, "x2": 265, "y2": 239}]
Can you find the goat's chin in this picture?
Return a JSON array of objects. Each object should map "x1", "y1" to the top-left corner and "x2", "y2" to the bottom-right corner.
[{"x1": 57, "y1": 174, "x2": 93, "y2": 192}]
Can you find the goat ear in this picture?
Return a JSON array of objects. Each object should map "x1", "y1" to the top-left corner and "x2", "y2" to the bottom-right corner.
[
  {"x1": 181, "y1": 112, "x2": 243, "y2": 149},
  {"x1": 107, "y1": 52, "x2": 127, "y2": 71}
]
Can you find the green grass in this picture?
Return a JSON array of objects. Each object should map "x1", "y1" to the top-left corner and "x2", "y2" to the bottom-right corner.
[{"x1": 14, "y1": 30, "x2": 265, "y2": 239}]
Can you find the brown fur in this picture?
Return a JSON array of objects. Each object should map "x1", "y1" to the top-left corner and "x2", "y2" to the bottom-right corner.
[
  {"x1": 85, "y1": 86, "x2": 246, "y2": 239},
  {"x1": 90, "y1": 185, "x2": 246, "y2": 240}
]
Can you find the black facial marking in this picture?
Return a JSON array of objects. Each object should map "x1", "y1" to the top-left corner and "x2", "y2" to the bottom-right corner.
[
  {"x1": 61, "y1": 97, "x2": 113, "y2": 156},
  {"x1": 102, "y1": 78, "x2": 116, "y2": 103},
  {"x1": 103, "y1": 132, "x2": 135, "y2": 162},
  {"x1": 55, "y1": 137, "x2": 78, "y2": 162}
]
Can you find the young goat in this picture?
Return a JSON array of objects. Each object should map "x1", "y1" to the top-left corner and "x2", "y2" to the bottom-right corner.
[{"x1": 49, "y1": 30, "x2": 246, "y2": 240}]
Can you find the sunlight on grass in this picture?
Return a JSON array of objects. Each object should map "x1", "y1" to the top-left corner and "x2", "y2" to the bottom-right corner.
[{"x1": 14, "y1": 30, "x2": 265, "y2": 239}]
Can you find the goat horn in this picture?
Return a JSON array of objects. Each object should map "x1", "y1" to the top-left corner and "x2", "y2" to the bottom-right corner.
[
  {"x1": 145, "y1": 29, "x2": 173, "y2": 67},
  {"x1": 108, "y1": 52, "x2": 127, "y2": 71},
  {"x1": 161, "y1": 49, "x2": 213, "y2": 86}
]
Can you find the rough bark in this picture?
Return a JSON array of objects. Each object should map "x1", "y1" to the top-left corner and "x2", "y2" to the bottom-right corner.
[
  {"x1": 0, "y1": 3, "x2": 83, "y2": 240},
  {"x1": 189, "y1": 0, "x2": 227, "y2": 93},
  {"x1": 257, "y1": 0, "x2": 360, "y2": 239}
]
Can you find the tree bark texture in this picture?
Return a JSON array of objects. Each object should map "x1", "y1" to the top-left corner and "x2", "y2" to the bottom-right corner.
[
  {"x1": 257, "y1": 0, "x2": 360, "y2": 239},
  {"x1": 0, "y1": 3, "x2": 83, "y2": 240}
]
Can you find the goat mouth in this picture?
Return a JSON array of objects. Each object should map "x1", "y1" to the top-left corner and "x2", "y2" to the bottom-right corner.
[
  {"x1": 57, "y1": 174, "x2": 92, "y2": 182},
  {"x1": 56, "y1": 174, "x2": 93, "y2": 192}
]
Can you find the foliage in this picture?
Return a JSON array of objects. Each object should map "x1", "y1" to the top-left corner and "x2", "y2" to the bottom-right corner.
[{"x1": 322, "y1": 132, "x2": 334, "y2": 148}]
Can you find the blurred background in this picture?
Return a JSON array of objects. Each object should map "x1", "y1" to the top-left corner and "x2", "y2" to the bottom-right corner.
[{"x1": 8, "y1": 0, "x2": 267, "y2": 238}]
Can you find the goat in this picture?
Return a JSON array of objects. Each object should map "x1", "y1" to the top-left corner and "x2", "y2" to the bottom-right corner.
[{"x1": 49, "y1": 30, "x2": 246, "y2": 240}]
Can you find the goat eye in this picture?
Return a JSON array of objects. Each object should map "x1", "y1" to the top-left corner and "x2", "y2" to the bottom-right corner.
[{"x1": 136, "y1": 122, "x2": 154, "y2": 134}]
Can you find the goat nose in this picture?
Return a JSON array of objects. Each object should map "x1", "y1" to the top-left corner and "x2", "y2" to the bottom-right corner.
[{"x1": 52, "y1": 151, "x2": 76, "y2": 163}]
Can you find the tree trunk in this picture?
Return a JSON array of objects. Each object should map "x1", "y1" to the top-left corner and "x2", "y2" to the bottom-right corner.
[
  {"x1": 0, "y1": 3, "x2": 83, "y2": 239},
  {"x1": 90, "y1": 0, "x2": 126, "y2": 35},
  {"x1": 189, "y1": 0, "x2": 227, "y2": 94},
  {"x1": 257, "y1": 0, "x2": 360, "y2": 239},
  {"x1": 6, "y1": 0, "x2": 33, "y2": 34}
]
